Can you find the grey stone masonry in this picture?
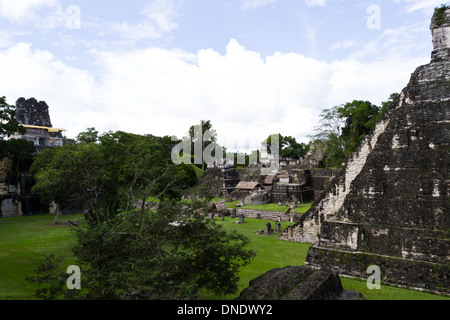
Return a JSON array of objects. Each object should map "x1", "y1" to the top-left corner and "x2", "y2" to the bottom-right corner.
[
  {"x1": 15, "y1": 97, "x2": 53, "y2": 127},
  {"x1": 228, "y1": 208, "x2": 293, "y2": 222},
  {"x1": 236, "y1": 266, "x2": 365, "y2": 300},
  {"x1": 280, "y1": 7, "x2": 450, "y2": 294},
  {"x1": 431, "y1": 6, "x2": 450, "y2": 62}
]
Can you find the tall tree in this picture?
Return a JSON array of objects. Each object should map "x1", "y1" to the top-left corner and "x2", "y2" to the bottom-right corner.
[
  {"x1": 311, "y1": 95, "x2": 395, "y2": 167},
  {"x1": 0, "y1": 96, "x2": 25, "y2": 138},
  {"x1": 265, "y1": 133, "x2": 309, "y2": 159},
  {"x1": 188, "y1": 120, "x2": 217, "y2": 170},
  {"x1": 0, "y1": 96, "x2": 35, "y2": 215},
  {"x1": 0, "y1": 96, "x2": 34, "y2": 160},
  {"x1": 27, "y1": 199, "x2": 256, "y2": 300},
  {"x1": 31, "y1": 129, "x2": 198, "y2": 225},
  {"x1": 338, "y1": 100, "x2": 381, "y2": 156},
  {"x1": 30, "y1": 146, "x2": 76, "y2": 223}
]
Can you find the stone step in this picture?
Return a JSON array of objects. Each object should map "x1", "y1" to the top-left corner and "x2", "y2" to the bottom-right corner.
[
  {"x1": 306, "y1": 243, "x2": 450, "y2": 294},
  {"x1": 319, "y1": 219, "x2": 450, "y2": 264},
  {"x1": 236, "y1": 265, "x2": 366, "y2": 300}
]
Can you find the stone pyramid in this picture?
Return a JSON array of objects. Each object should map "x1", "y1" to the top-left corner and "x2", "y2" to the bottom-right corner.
[{"x1": 281, "y1": 7, "x2": 449, "y2": 293}]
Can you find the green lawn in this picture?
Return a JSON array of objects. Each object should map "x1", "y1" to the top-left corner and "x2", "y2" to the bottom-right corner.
[
  {"x1": 212, "y1": 198, "x2": 313, "y2": 213},
  {"x1": 200, "y1": 217, "x2": 311, "y2": 300},
  {"x1": 340, "y1": 277, "x2": 449, "y2": 300},
  {"x1": 201, "y1": 217, "x2": 449, "y2": 300},
  {"x1": 0, "y1": 214, "x2": 84, "y2": 300},
  {"x1": 0, "y1": 214, "x2": 448, "y2": 300}
]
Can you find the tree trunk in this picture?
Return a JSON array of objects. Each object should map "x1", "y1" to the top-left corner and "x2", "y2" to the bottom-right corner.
[{"x1": 140, "y1": 197, "x2": 146, "y2": 214}]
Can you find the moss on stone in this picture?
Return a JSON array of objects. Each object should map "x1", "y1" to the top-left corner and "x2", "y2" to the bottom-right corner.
[{"x1": 435, "y1": 5, "x2": 449, "y2": 27}]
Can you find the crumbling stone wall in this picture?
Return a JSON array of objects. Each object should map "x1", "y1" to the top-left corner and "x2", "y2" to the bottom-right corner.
[
  {"x1": 15, "y1": 97, "x2": 53, "y2": 127},
  {"x1": 229, "y1": 208, "x2": 294, "y2": 222},
  {"x1": 0, "y1": 97, "x2": 59, "y2": 217},
  {"x1": 280, "y1": 7, "x2": 450, "y2": 293},
  {"x1": 236, "y1": 265, "x2": 365, "y2": 300}
]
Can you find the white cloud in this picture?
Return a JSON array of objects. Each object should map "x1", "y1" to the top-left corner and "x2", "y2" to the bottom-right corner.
[
  {"x1": 93, "y1": 0, "x2": 181, "y2": 43},
  {"x1": 330, "y1": 40, "x2": 356, "y2": 50},
  {"x1": 142, "y1": 0, "x2": 180, "y2": 33},
  {"x1": 326, "y1": 56, "x2": 428, "y2": 108},
  {"x1": 240, "y1": 0, "x2": 277, "y2": 11},
  {"x1": 91, "y1": 39, "x2": 332, "y2": 148},
  {"x1": 349, "y1": 25, "x2": 431, "y2": 61},
  {"x1": 0, "y1": 38, "x2": 429, "y2": 151},
  {"x1": 328, "y1": 23, "x2": 431, "y2": 108},
  {"x1": 396, "y1": 0, "x2": 446, "y2": 13},
  {"x1": 0, "y1": 30, "x2": 30, "y2": 48},
  {"x1": 0, "y1": 0, "x2": 58, "y2": 22},
  {"x1": 304, "y1": 0, "x2": 327, "y2": 7}
]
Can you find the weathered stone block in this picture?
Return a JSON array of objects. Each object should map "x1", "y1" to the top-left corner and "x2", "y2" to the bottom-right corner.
[
  {"x1": 236, "y1": 266, "x2": 365, "y2": 300},
  {"x1": 306, "y1": 244, "x2": 450, "y2": 294},
  {"x1": 280, "y1": 7, "x2": 450, "y2": 294}
]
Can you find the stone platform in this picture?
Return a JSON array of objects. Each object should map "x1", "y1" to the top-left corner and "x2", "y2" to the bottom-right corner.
[
  {"x1": 236, "y1": 266, "x2": 365, "y2": 300},
  {"x1": 279, "y1": 7, "x2": 450, "y2": 294}
]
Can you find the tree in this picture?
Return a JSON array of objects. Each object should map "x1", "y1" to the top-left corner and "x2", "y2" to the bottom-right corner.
[
  {"x1": 101, "y1": 131, "x2": 197, "y2": 212},
  {"x1": 265, "y1": 134, "x2": 309, "y2": 159},
  {"x1": 76, "y1": 127, "x2": 98, "y2": 144},
  {"x1": 27, "y1": 200, "x2": 255, "y2": 300},
  {"x1": 0, "y1": 96, "x2": 34, "y2": 160},
  {"x1": 188, "y1": 120, "x2": 217, "y2": 170},
  {"x1": 338, "y1": 100, "x2": 381, "y2": 156},
  {"x1": 0, "y1": 96, "x2": 35, "y2": 216},
  {"x1": 0, "y1": 138, "x2": 35, "y2": 163},
  {"x1": 379, "y1": 93, "x2": 399, "y2": 120},
  {"x1": 31, "y1": 129, "x2": 199, "y2": 226},
  {"x1": 279, "y1": 135, "x2": 309, "y2": 159},
  {"x1": 30, "y1": 146, "x2": 76, "y2": 224},
  {"x1": 28, "y1": 127, "x2": 254, "y2": 300},
  {"x1": 310, "y1": 107, "x2": 346, "y2": 167},
  {"x1": 0, "y1": 96, "x2": 25, "y2": 138},
  {"x1": 310, "y1": 97, "x2": 391, "y2": 168}
]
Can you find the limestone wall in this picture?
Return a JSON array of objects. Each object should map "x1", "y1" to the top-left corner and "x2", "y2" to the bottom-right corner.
[
  {"x1": 306, "y1": 244, "x2": 450, "y2": 294},
  {"x1": 227, "y1": 208, "x2": 294, "y2": 222},
  {"x1": 280, "y1": 7, "x2": 450, "y2": 247},
  {"x1": 295, "y1": 7, "x2": 450, "y2": 294},
  {"x1": 279, "y1": 114, "x2": 390, "y2": 243}
]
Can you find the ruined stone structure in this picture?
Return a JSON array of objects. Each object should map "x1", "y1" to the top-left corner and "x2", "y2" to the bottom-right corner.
[
  {"x1": 15, "y1": 97, "x2": 53, "y2": 127},
  {"x1": 280, "y1": 7, "x2": 450, "y2": 293},
  {"x1": 198, "y1": 165, "x2": 240, "y2": 198},
  {"x1": 0, "y1": 98, "x2": 65, "y2": 217},
  {"x1": 10, "y1": 98, "x2": 65, "y2": 153},
  {"x1": 236, "y1": 266, "x2": 365, "y2": 300},
  {"x1": 272, "y1": 183, "x2": 302, "y2": 204}
]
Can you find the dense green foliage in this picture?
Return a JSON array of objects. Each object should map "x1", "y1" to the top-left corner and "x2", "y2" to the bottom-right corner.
[
  {"x1": 311, "y1": 94, "x2": 398, "y2": 167},
  {"x1": 265, "y1": 133, "x2": 309, "y2": 159},
  {"x1": 188, "y1": 120, "x2": 218, "y2": 170},
  {"x1": 2, "y1": 214, "x2": 447, "y2": 300},
  {"x1": 212, "y1": 198, "x2": 313, "y2": 213},
  {"x1": 26, "y1": 201, "x2": 255, "y2": 300},
  {"x1": 435, "y1": 4, "x2": 448, "y2": 26},
  {"x1": 0, "y1": 96, "x2": 34, "y2": 160},
  {"x1": 30, "y1": 129, "x2": 198, "y2": 226},
  {"x1": 0, "y1": 214, "x2": 84, "y2": 299},
  {"x1": 28, "y1": 127, "x2": 256, "y2": 300},
  {"x1": 0, "y1": 96, "x2": 25, "y2": 138}
]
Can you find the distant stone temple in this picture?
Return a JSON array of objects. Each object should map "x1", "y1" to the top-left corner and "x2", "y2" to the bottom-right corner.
[
  {"x1": 0, "y1": 98, "x2": 65, "y2": 217},
  {"x1": 231, "y1": 181, "x2": 271, "y2": 205},
  {"x1": 10, "y1": 98, "x2": 65, "y2": 153},
  {"x1": 280, "y1": 7, "x2": 450, "y2": 294}
]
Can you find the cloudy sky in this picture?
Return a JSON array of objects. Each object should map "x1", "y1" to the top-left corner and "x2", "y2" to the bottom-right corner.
[{"x1": 0, "y1": 0, "x2": 447, "y2": 152}]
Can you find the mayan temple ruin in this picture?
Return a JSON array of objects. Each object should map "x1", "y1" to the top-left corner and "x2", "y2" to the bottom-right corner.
[
  {"x1": 0, "y1": 98, "x2": 65, "y2": 217},
  {"x1": 280, "y1": 7, "x2": 450, "y2": 293}
]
